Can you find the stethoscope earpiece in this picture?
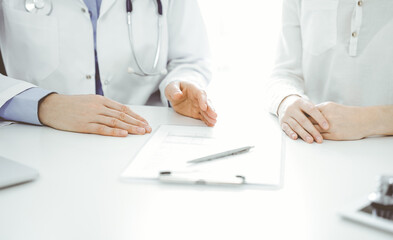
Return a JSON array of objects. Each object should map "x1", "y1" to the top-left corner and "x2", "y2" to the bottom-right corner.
[{"x1": 25, "y1": 0, "x2": 53, "y2": 16}]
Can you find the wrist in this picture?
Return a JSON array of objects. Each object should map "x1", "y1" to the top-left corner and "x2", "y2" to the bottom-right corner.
[
  {"x1": 38, "y1": 93, "x2": 59, "y2": 125},
  {"x1": 362, "y1": 106, "x2": 393, "y2": 137},
  {"x1": 277, "y1": 95, "x2": 302, "y2": 117},
  {"x1": 360, "y1": 106, "x2": 383, "y2": 137}
]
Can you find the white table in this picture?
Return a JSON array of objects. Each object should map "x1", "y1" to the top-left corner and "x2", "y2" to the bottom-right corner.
[{"x1": 0, "y1": 105, "x2": 392, "y2": 240}]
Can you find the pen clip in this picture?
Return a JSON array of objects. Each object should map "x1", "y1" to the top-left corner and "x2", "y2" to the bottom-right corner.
[{"x1": 159, "y1": 171, "x2": 246, "y2": 186}]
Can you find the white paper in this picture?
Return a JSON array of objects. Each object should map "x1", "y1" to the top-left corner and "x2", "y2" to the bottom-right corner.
[{"x1": 121, "y1": 125, "x2": 283, "y2": 186}]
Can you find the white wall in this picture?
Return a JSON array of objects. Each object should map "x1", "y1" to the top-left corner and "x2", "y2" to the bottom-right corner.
[{"x1": 198, "y1": 0, "x2": 283, "y2": 117}]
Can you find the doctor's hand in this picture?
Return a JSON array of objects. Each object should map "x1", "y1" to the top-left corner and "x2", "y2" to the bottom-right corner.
[
  {"x1": 165, "y1": 81, "x2": 217, "y2": 127},
  {"x1": 278, "y1": 95, "x2": 329, "y2": 144},
  {"x1": 38, "y1": 94, "x2": 152, "y2": 137},
  {"x1": 311, "y1": 102, "x2": 369, "y2": 141}
]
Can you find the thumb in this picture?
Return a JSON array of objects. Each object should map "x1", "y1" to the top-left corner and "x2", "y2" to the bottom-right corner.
[{"x1": 166, "y1": 81, "x2": 183, "y2": 101}]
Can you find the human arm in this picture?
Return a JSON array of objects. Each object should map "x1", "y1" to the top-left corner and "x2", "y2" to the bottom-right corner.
[
  {"x1": 160, "y1": 0, "x2": 217, "y2": 127},
  {"x1": 0, "y1": 74, "x2": 36, "y2": 108},
  {"x1": 312, "y1": 102, "x2": 393, "y2": 140},
  {"x1": 266, "y1": 0, "x2": 328, "y2": 143},
  {"x1": 0, "y1": 8, "x2": 151, "y2": 137},
  {"x1": 0, "y1": 75, "x2": 151, "y2": 137},
  {"x1": 0, "y1": 88, "x2": 152, "y2": 138},
  {"x1": 0, "y1": 85, "x2": 152, "y2": 137},
  {"x1": 0, "y1": 87, "x2": 53, "y2": 125}
]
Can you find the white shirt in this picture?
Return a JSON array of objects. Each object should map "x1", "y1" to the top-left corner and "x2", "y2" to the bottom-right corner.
[{"x1": 266, "y1": 0, "x2": 393, "y2": 115}]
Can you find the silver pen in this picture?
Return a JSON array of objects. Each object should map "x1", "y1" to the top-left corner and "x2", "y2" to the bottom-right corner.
[{"x1": 187, "y1": 145, "x2": 254, "y2": 164}]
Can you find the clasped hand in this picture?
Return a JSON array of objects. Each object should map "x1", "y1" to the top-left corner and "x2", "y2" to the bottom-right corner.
[{"x1": 278, "y1": 96, "x2": 369, "y2": 143}]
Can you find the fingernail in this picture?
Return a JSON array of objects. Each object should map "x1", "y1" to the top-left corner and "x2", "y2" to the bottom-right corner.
[
  {"x1": 316, "y1": 136, "x2": 322, "y2": 142},
  {"x1": 323, "y1": 122, "x2": 329, "y2": 129},
  {"x1": 306, "y1": 136, "x2": 313, "y2": 142},
  {"x1": 291, "y1": 133, "x2": 297, "y2": 139},
  {"x1": 120, "y1": 130, "x2": 128, "y2": 136},
  {"x1": 137, "y1": 127, "x2": 145, "y2": 134},
  {"x1": 145, "y1": 126, "x2": 152, "y2": 133}
]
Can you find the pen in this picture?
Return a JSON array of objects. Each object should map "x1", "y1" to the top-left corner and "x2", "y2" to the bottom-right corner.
[{"x1": 187, "y1": 145, "x2": 254, "y2": 164}]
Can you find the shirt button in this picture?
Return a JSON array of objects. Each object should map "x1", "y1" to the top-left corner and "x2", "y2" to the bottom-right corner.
[
  {"x1": 358, "y1": 1, "x2": 363, "y2": 6},
  {"x1": 352, "y1": 32, "x2": 358, "y2": 38},
  {"x1": 104, "y1": 80, "x2": 110, "y2": 85},
  {"x1": 81, "y1": 8, "x2": 87, "y2": 13},
  {"x1": 86, "y1": 75, "x2": 92, "y2": 80}
]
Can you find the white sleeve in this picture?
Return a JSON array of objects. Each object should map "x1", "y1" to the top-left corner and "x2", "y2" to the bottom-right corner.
[
  {"x1": 0, "y1": 74, "x2": 36, "y2": 107},
  {"x1": 159, "y1": 0, "x2": 212, "y2": 106},
  {"x1": 265, "y1": 0, "x2": 308, "y2": 116},
  {"x1": 0, "y1": 1, "x2": 36, "y2": 108}
]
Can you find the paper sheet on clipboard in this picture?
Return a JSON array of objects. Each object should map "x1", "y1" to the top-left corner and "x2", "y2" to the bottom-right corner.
[{"x1": 121, "y1": 125, "x2": 284, "y2": 186}]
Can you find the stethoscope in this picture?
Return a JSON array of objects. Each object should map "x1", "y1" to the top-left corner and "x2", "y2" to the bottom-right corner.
[
  {"x1": 126, "y1": 0, "x2": 167, "y2": 76},
  {"x1": 25, "y1": 0, "x2": 167, "y2": 77},
  {"x1": 25, "y1": 0, "x2": 52, "y2": 15}
]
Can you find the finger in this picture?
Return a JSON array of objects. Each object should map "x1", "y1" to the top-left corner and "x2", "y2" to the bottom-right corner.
[
  {"x1": 293, "y1": 112, "x2": 323, "y2": 143},
  {"x1": 95, "y1": 116, "x2": 147, "y2": 135},
  {"x1": 166, "y1": 81, "x2": 184, "y2": 101},
  {"x1": 103, "y1": 98, "x2": 149, "y2": 124},
  {"x1": 86, "y1": 123, "x2": 129, "y2": 137},
  {"x1": 196, "y1": 90, "x2": 208, "y2": 111},
  {"x1": 300, "y1": 102, "x2": 329, "y2": 130},
  {"x1": 200, "y1": 113, "x2": 215, "y2": 127},
  {"x1": 313, "y1": 124, "x2": 327, "y2": 133},
  {"x1": 103, "y1": 108, "x2": 152, "y2": 133},
  {"x1": 204, "y1": 100, "x2": 218, "y2": 119},
  {"x1": 321, "y1": 133, "x2": 333, "y2": 140},
  {"x1": 287, "y1": 118, "x2": 314, "y2": 144},
  {"x1": 201, "y1": 111, "x2": 217, "y2": 126},
  {"x1": 281, "y1": 122, "x2": 298, "y2": 140},
  {"x1": 308, "y1": 117, "x2": 317, "y2": 125}
]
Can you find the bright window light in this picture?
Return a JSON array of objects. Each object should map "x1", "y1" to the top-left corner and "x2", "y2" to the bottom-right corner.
[{"x1": 198, "y1": 0, "x2": 283, "y2": 116}]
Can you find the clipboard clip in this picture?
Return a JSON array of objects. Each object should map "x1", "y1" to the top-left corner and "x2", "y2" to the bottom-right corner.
[{"x1": 159, "y1": 171, "x2": 246, "y2": 186}]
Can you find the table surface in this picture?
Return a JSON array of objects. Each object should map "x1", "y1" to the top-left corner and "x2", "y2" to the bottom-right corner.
[{"x1": 0, "y1": 105, "x2": 392, "y2": 240}]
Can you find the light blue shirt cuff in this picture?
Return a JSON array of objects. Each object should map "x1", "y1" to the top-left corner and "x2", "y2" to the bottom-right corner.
[{"x1": 0, "y1": 88, "x2": 54, "y2": 125}]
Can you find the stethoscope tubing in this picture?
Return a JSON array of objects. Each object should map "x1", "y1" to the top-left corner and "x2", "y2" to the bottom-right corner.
[
  {"x1": 127, "y1": 15, "x2": 164, "y2": 77},
  {"x1": 24, "y1": 0, "x2": 165, "y2": 77},
  {"x1": 126, "y1": 0, "x2": 165, "y2": 76}
]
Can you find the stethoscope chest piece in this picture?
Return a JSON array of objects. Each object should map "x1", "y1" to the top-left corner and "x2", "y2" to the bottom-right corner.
[{"x1": 25, "y1": 0, "x2": 53, "y2": 16}]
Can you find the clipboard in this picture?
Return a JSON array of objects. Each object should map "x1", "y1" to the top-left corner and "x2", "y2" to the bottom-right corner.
[{"x1": 120, "y1": 124, "x2": 285, "y2": 188}]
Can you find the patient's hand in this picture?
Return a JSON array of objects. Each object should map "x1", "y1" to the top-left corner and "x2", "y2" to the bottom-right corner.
[
  {"x1": 312, "y1": 102, "x2": 369, "y2": 141},
  {"x1": 278, "y1": 95, "x2": 329, "y2": 143}
]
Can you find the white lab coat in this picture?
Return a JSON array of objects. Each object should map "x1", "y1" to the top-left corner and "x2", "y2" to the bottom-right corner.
[{"x1": 0, "y1": 0, "x2": 211, "y2": 108}]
